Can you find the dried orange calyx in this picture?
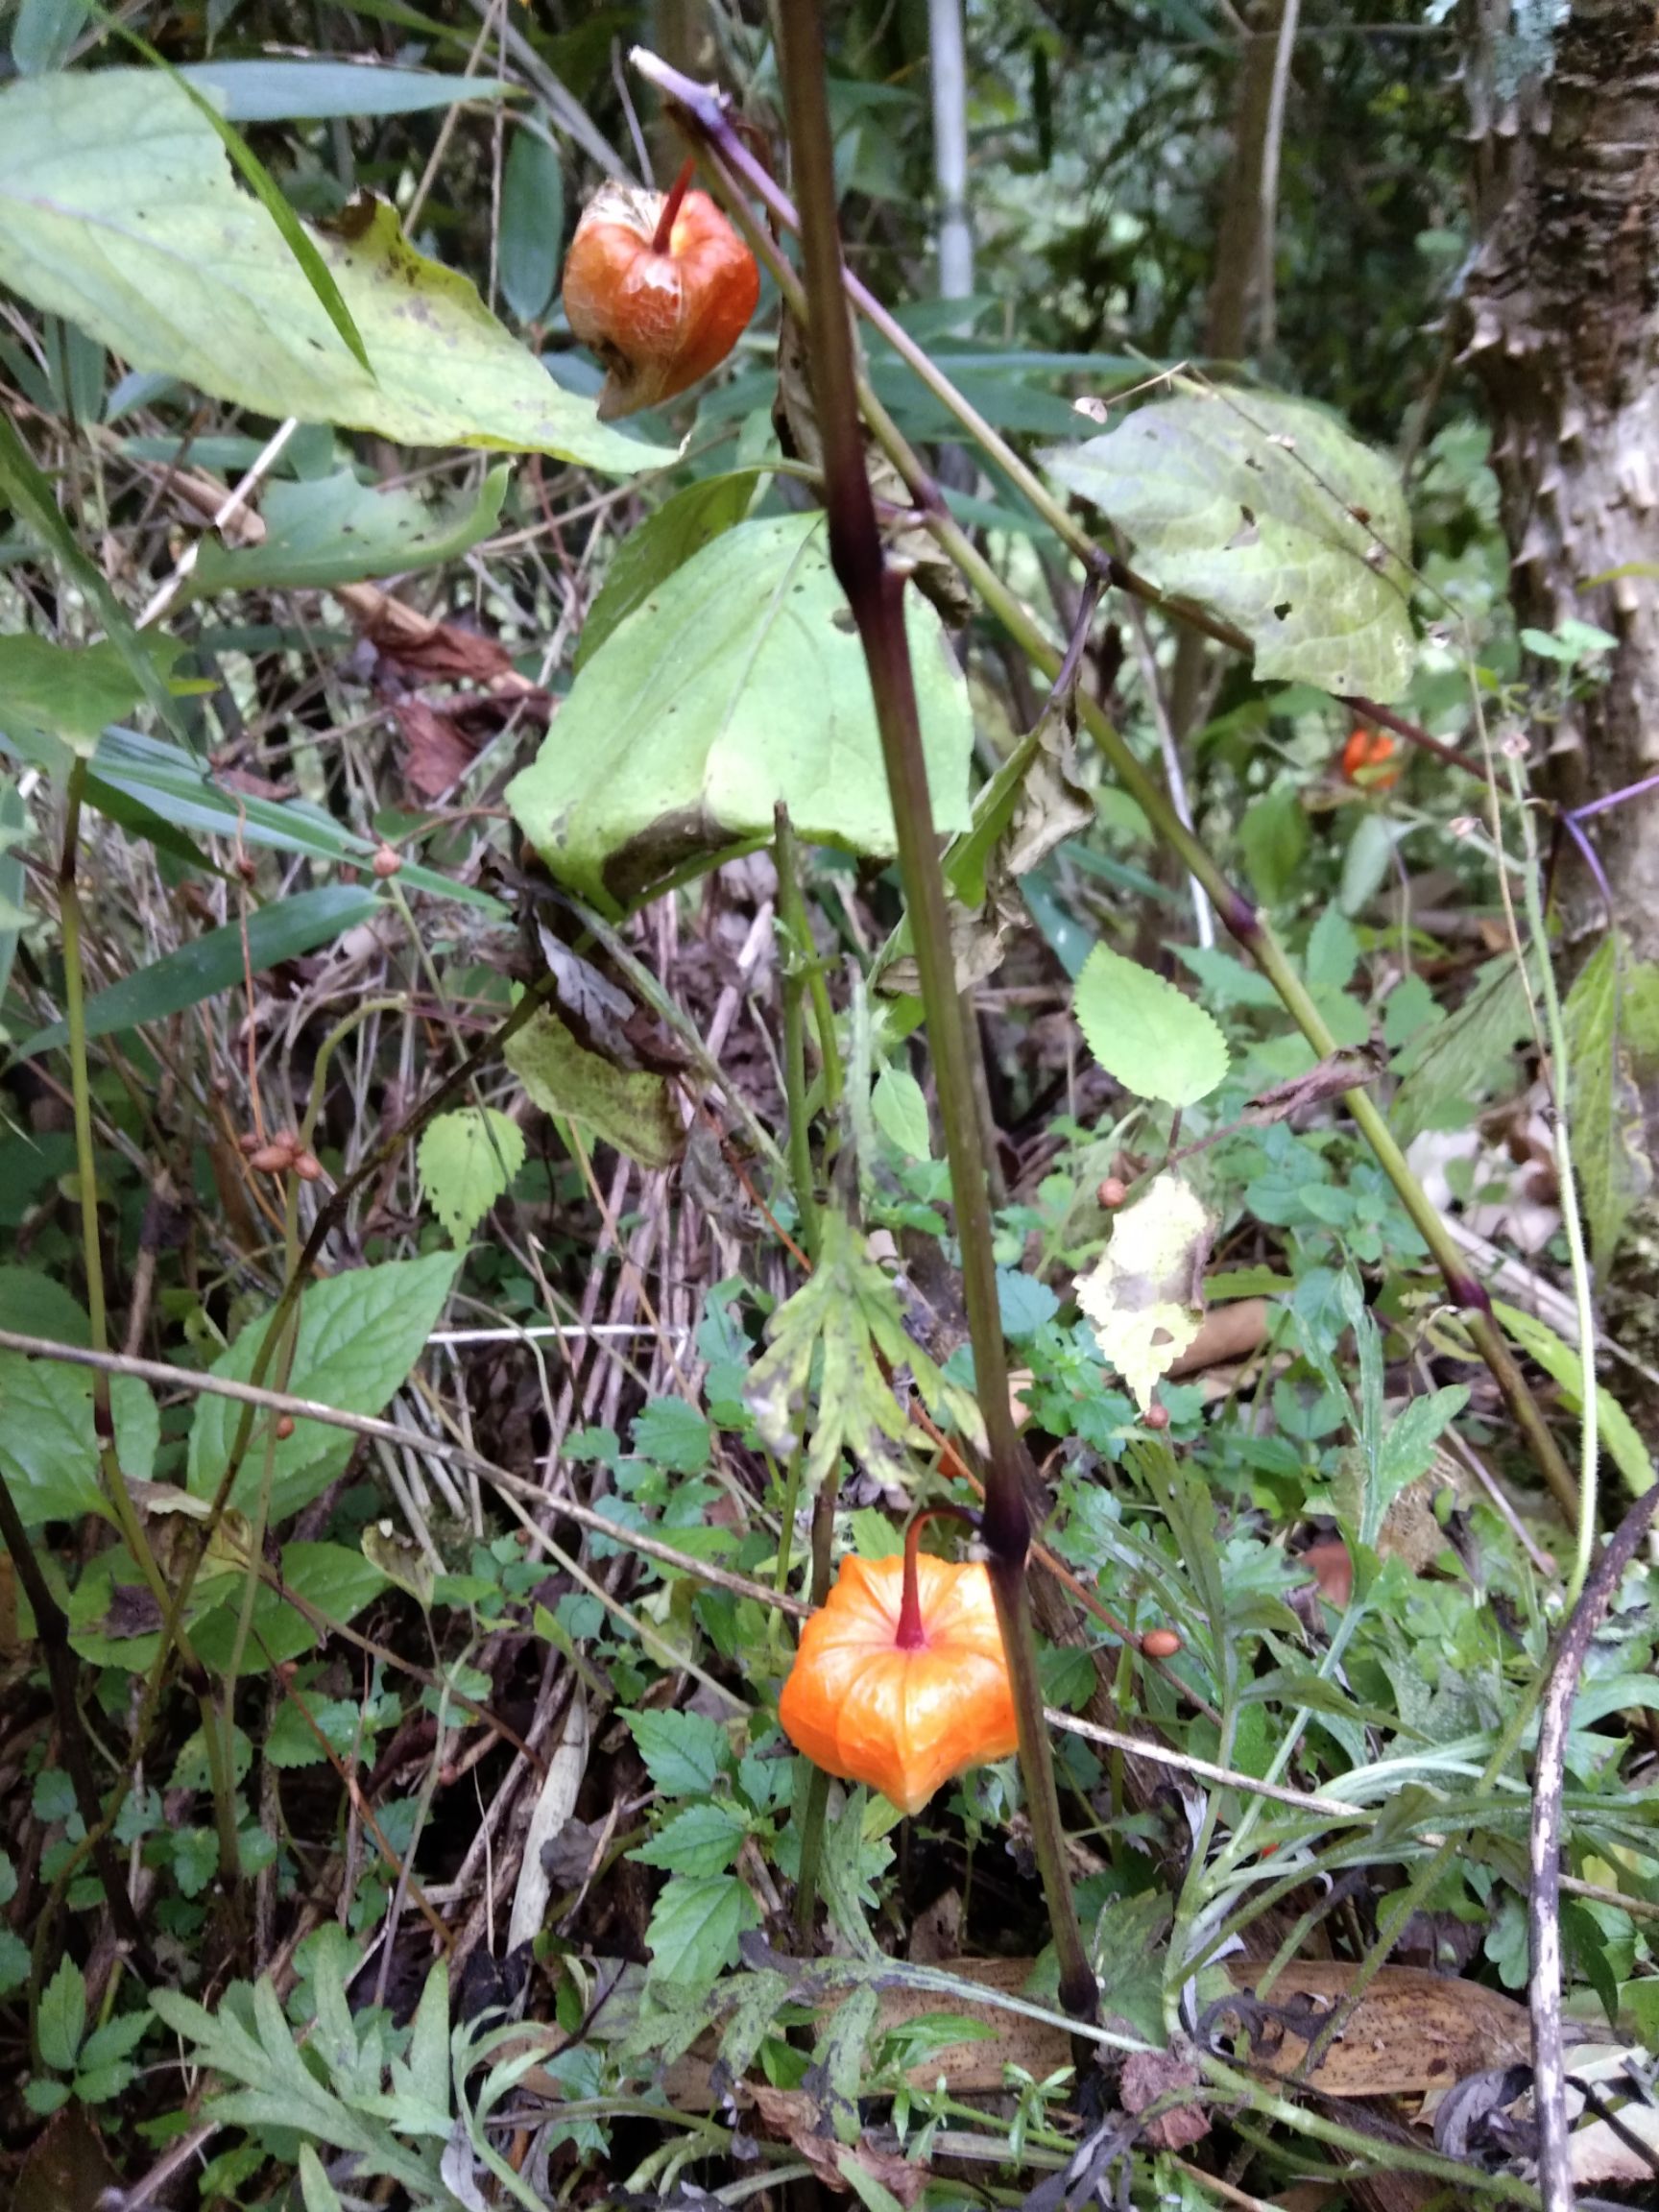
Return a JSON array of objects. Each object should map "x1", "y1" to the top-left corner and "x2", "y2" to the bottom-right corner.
[
  {"x1": 778, "y1": 1518, "x2": 1019, "y2": 1817},
  {"x1": 562, "y1": 162, "x2": 759, "y2": 422}
]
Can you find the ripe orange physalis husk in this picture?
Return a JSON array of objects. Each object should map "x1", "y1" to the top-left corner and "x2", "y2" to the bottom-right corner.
[
  {"x1": 1340, "y1": 726, "x2": 1400, "y2": 790},
  {"x1": 779, "y1": 1551, "x2": 1020, "y2": 1816},
  {"x1": 562, "y1": 167, "x2": 759, "y2": 421}
]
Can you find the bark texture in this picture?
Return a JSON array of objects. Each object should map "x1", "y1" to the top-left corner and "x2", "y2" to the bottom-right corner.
[{"x1": 1458, "y1": 0, "x2": 1659, "y2": 960}]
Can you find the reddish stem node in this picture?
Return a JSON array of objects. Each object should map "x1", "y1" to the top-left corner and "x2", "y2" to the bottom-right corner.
[{"x1": 651, "y1": 156, "x2": 698, "y2": 253}]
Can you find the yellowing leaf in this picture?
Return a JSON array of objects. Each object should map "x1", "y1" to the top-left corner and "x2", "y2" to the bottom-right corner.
[
  {"x1": 417, "y1": 1105, "x2": 525, "y2": 1244},
  {"x1": 1075, "y1": 1173, "x2": 1213, "y2": 1411},
  {"x1": 0, "y1": 72, "x2": 670, "y2": 477}
]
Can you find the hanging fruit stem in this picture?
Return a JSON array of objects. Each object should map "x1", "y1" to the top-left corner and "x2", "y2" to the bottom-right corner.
[
  {"x1": 772, "y1": 3, "x2": 1097, "y2": 2026},
  {"x1": 895, "y1": 1505, "x2": 980, "y2": 1650},
  {"x1": 651, "y1": 156, "x2": 697, "y2": 252}
]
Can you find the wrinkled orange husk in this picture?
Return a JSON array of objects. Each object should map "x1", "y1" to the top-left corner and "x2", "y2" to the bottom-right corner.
[
  {"x1": 779, "y1": 1553, "x2": 1020, "y2": 1816},
  {"x1": 563, "y1": 180, "x2": 759, "y2": 421}
]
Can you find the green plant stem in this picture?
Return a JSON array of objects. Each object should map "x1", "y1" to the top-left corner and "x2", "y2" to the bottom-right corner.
[
  {"x1": 60, "y1": 758, "x2": 241, "y2": 1881},
  {"x1": 774, "y1": 805, "x2": 823, "y2": 1265},
  {"x1": 654, "y1": 95, "x2": 1577, "y2": 1528},
  {"x1": 1498, "y1": 745, "x2": 1599, "y2": 1600},
  {"x1": 773, "y1": 4, "x2": 1094, "y2": 2024},
  {"x1": 792, "y1": 1471, "x2": 840, "y2": 1942}
]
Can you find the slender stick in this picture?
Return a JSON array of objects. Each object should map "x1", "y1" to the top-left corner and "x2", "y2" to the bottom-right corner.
[
  {"x1": 773, "y1": 3, "x2": 1095, "y2": 2023},
  {"x1": 774, "y1": 805, "x2": 823, "y2": 1266}
]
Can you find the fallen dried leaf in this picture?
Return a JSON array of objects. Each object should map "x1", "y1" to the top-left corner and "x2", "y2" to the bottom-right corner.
[{"x1": 1120, "y1": 2043, "x2": 1211, "y2": 2149}]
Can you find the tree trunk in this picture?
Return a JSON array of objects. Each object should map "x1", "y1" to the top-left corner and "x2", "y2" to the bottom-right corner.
[{"x1": 1457, "y1": 0, "x2": 1659, "y2": 965}]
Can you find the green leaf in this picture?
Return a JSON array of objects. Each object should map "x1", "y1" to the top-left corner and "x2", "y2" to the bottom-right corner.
[
  {"x1": 187, "y1": 1252, "x2": 461, "y2": 1520},
  {"x1": 0, "y1": 72, "x2": 673, "y2": 476},
  {"x1": 11, "y1": 884, "x2": 381, "y2": 1062},
  {"x1": 193, "y1": 467, "x2": 511, "y2": 595},
  {"x1": 506, "y1": 513, "x2": 973, "y2": 916},
  {"x1": 1389, "y1": 956, "x2": 1531, "y2": 1146},
  {"x1": 643, "y1": 1873, "x2": 759, "y2": 1989},
  {"x1": 0, "y1": 1265, "x2": 91, "y2": 1348},
  {"x1": 36, "y1": 1954, "x2": 85, "y2": 2072},
  {"x1": 630, "y1": 1800, "x2": 749, "y2": 1878},
  {"x1": 624, "y1": 1709, "x2": 732, "y2": 1799},
  {"x1": 0, "y1": 635, "x2": 150, "y2": 757},
  {"x1": 417, "y1": 1106, "x2": 525, "y2": 1244},
  {"x1": 1377, "y1": 1385, "x2": 1469, "y2": 1518},
  {"x1": 180, "y1": 60, "x2": 515, "y2": 120},
  {"x1": 1073, "y1": 943, "x2": 1229, "y2": 1110},
  {"x1": 1045, "y1": 389, "x2": 1415, "y2": 701},
  {"x1": 498, "y1": 125, "x2": 564, "y2": 325},
  {"x1": 87, "y1": 724, "x2": 500, "y2": 914},
  {"x1": 997, "y1": 1267, "x2": 1060, "y2": 1339},
  {"x1": 1563, "y1": 934, "x2": 1653, "y2": 1273},
  {"x1": 1238, "y1": 781, "x2": 1309, "y2": 907},
  {"x1": 631, "y1": 1397, "x2": 711, "y2": 1475},
  {"x1": 298, "y1": 2145, "x2": 346, "y2": 2212},
  {"x1": 1494, "y1": 1300, "x2": 1653, "y2": 1499},
  {"x1": 505, "y1": 1006, "x2": 684, "y2": 1170},
  {"x1": 574, "y1": 469, "x2": 763, "y2": 673},
  {"x1": 871, "y1": 1065, "x2": 930, "y2": 1159},
  {"x1": 744, "y1": 1207, "x2": 986, "y2": 1501},
  {"x1": 265, "y1": 1695, "x2": 365, "y2": 1769},
  {"x1": 12, "y1": 0, "x2": 89, "y2": 76},
  {"x1": 1305, "y1": 907, "x2": 1360, "y2": 992},
  {"x1": 77, "y1": 2008, "x2": 152, "y2": 2074},
  {"x1": 0, "y1": 1930, "x2": 29, "y2": 1996},
  {"x1": 0, "y1": 1355, "x2": 155, "y2": 1524}
]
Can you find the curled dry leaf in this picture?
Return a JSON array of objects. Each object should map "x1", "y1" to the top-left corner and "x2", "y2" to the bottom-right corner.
[
  {"x1": 1118, "y1": 2042, "x2": 1211, "y2": 2150},
  {"x1": 1075, "y1": 1171, "x2": 1213, "y2": 1412}
]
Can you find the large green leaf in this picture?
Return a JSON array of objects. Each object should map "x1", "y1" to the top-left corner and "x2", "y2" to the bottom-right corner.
[
  {"x1": 0, "y1": 636, "x2": 151, "y2": 757},
  {"x1": 1073, "y1": 943, "x2": 1229, "y2": 1110},
  {"x1": 507, "y1": 513, "x2": 973, "y2": 914},
  {"x1": 498, "y1": 124, "x2": 564, "y2": 325},
  {"x1": 192, "y1": 467, "x2": 510, "y2": 595},
  {"x1": 1045, "y1": 390, "x2": 1415, "y2": 701},
  {"x1": 10, "y1": 883, "x2": 381, "y2": 1062},
  {"x1": 574, "y1": 469, "x2": 764, "y2": 672},
  {"x1": 505, "y1": 1006, "x2": 685, "y2": 1169},
  {"x1": 0, "y1": 71, "x2": 673, "y2": 476},
  {"x1": 187, "y1": 1253, "x2": 461, "y2": 1521},
  {"x1": 179, "y1": 60, "x2": 514, "y2": 120}
]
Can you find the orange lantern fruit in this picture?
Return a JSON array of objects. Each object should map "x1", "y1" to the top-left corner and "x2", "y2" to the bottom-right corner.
[
  {"x1": 562, "y1": 158, "x2": 759, "y2": 421},
  {"x1": 779, "y1": 1523, "x2": 1020, "y2": 1817},
  {"x1": 1340, "y1": 727, "x2": 1400, "y2": 790}
]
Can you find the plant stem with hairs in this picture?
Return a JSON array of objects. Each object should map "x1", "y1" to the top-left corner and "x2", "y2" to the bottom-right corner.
[{"x1": 772, "y1": 3, "x2": 1095, "y2": 2023}]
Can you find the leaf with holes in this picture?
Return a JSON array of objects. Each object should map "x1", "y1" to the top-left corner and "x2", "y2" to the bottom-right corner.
[
  {"x1": 417, "y1": 1107, "x2": 525, "y2": 1244},
  {"x1": 1075, "y1": 1173, "x2": 1213, "y2": 1412},
  {"x1": 1046, "y1": 390, "x2": 1414, "y2": 700}
]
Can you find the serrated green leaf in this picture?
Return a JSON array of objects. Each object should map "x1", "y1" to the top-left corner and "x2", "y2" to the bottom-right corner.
[
  {"x1": 630, "y1": 1800, "x2": 749, "y2": 1877},
  {"x1": 78, "y1": 2008, "x2": 153, "y2": 2072},
  {"x1": 0, "y1": 1930, "x2": 31, "y2": 1996},
  {"x1": 1045, "y1": 390, "x2": 1415, "y2": 700},
  {"x1": 1073, "y1": 944, "x2": 1229, "y2": 1110},
  {"x1": 505, "y1": 1006, "x2": 684, "y2": 1170},
  {"x1": 631, "y1": 1396, "x2": 711, "y2": 1474},
  {"x1": 194, "y1": 467, "x2": 510, "y2": 596},
  {"x1": 417, "y1": 1106, "x2": 525, "y2": 1244},
  {"x1": 0, "y1": 1356, "x2": 155, "y2": 1525},
  {"x1": 1377, "y1": 1385, "x2": 1469, "y2": 1527},
  {"x1": 498, "y1": 124, "x2": 564, "y2": 325},
  {"x1": 506, "y1": 514, "x2": 972, "y2": 916},
  {"x1": 643, "y1": 1874, "x2": 759, "y2": 1990},
  {"x1": 36, "y1": 1955, "x2": 85, "y2": 2072},
  {"x1": 871, "y1": 1065, "x2": 931, "y2": 1159},
  {"x1": 187, "y1": 1252, "x2": 460, "y2": 1520},
  {"x1": 0, "y1": 635, "x2": 156, "y2": 757},
  {"x1": 624, "y1": 1709, "x2": 733, "y2": 1799},
  {"x1": 1305, "y1": 906, "x2": 1360, "y2": 991},
  {"x1": 743, "y1": 1208, "x2": 986, "y2": 1501},
  {"x1": 1563, "y1": 934, "x2": 1653, "y2": 1273},
  {"x1": 0, "y1": 72, "x2": 671, "y2": 476}
]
